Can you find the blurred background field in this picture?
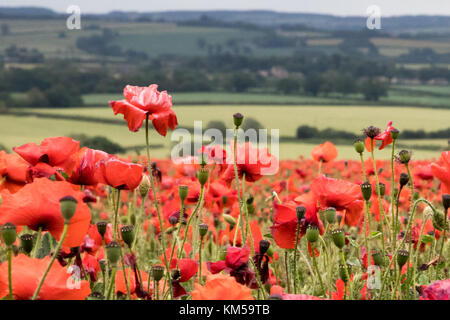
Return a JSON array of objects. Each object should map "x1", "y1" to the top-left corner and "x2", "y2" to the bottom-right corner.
[{"x1": 0, "y1": 7, "x2": 449, "y2": 160}]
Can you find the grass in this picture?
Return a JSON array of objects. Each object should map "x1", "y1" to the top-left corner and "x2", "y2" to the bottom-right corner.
[{"x1": 5, "y1": 105, "x2": 448, "y2": 160}]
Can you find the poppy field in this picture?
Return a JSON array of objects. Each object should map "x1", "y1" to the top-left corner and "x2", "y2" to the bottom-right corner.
[{"x1": 0, "y1": 84, "x2": 449, "y2": 301}]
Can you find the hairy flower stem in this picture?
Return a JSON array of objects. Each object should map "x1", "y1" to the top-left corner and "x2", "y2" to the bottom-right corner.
[
  {"x1": 284, "y1": 251, "x2": 291, "y2": 293},
  {"x1": 370, "y1": 144, "x2": 387, "y2": 256},
  {"x1": 31, "y1": 227, "x2": 43, "y2": 259},
  {"x1": 106, "y1": 267, "x2": 117, "y2": 300},
  {"x1": 293, "y1": 221, "x2": 301, "y2": 294},
  {"x1": 339, "y1": 250, "x2": 352, "y2": 298},
  {"x1": 199, "y1": 236, "x2": 204, "y2": 285},
  {"x1": 145, "y1": 115, "x2": 172, "y2": 299},
  {"x1": 7, "y1": 247, "x2": 13, "y2": 300},
  {"x1": 232, "y1": 127, "x2": 244, "y2": 247},
  {"x1": 377, "y1": 198, "x2": 430, "y2": 299},
  {"x1": 178, "y1": 187, "x2": 204, "y2": 261},
  {"x1": 390, "y1": 140, "x2": 397, "y2": 248},
  {"x1": 364, "y1": 200, "x2": 372, "y2": 270},
  {"x1": 359, "y1": 153, "x2": 367, "y2": 181},
  {"x1": 32, "y1": 224, "x2": 69, "y2": 300},
  {"x1": 404, "y1": 164, "x2": 415, "y2": 298},
  {"x1": 436, "y1": 207, "x2": 448, "y2": 279}
]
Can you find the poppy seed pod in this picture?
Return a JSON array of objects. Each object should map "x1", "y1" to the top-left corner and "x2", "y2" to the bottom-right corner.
[
  {"x1": 152, "y1": 265, "x2": 164, "y2": 282},
  {"x1": 197, "y1": 169, "x2": 208, "y2": 186},
  {"x1": 376, "y1": 183, "x2": 386, "y2": 196},
  {"x1": 296, "y1": 206, "x2": 306, "y2": 222},
  {"x1": 371, "y1": 250, "x2": 385, "y2": 267},
  {"x1": 399, "y1": 173, "x2": 409, "y2": 188},
  {"x1": 233, "y1": 113, "x2": 244, "y2": 128},
  {"x1": 363, "y1": 126, "x2": 381, "y2": 139},
  {"x1": 325, "y1": 207, "x2": 337, "y2": 224},
  {"x1": 106, "y1": 241, "x2": 121, "y2": 266},
  {"x1": 20, "y1": 233, "x2": 34, "y2": 254},
  {"x1": 59, "y1": 195, "x2": 78, "y2": 224},
  {"x1": 353, "y1": 139, "x2": 365, "y2": 154},
  {"x1": 391, "y1": 128, "x2": 399, "y2": 140},
  {"x1": 120, "y1": 225, "x2": 135, "y2": 247},
  {"x1": 432, "y1": 211, "x2": 448, "y2": 232},
  {"x1": 138, "y1": 175, "x2": 150, "y2": 197},
  {"x1": 331, "y1": 228, "x2": 346, "y2": 249},
  {"x1": 96, "y1": 221, "x2": 108, "y2": 239},
  {"x1": 397, "y1": 250, "x2": 409, "y2": 268},
  {"x1": 169, "y1": 215, "x2": 179, "y2": 226},
  {"x1": 361, "y1": 182, "x2": 372, "y2": 202},
  {"x1": 398, "y1": 150, "x2": 411, "y2": 164},
  {"x1": 339, "y1": 264, "x2": 351, "y2": 283},
  {"x1": 442, "y1": 194, "x2": 450, "y2": 212},
  {"x1": 2, "y1": 222, "x2": 16, "y2": 247},
  {"x1": 259, "y1": 239, "x2": 270, "y2": 255},
  {"x1": 179, "y1": 185, "x2": 188, "y2": 202},
  {"x1": 87, "y1": 292, "x2": 105, "y2": 300},
  {"x1": 199, "y1": 223, "x2": 208, "y2": 238},
  {"x1": 222, "y1": 213, "x2": 236, "y2": 226},
  {"x1": 306, "y1": 225, "x2": 319, "y2": 243}
]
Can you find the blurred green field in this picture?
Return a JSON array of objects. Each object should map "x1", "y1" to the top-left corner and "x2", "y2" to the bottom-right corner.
[
  {"x1": 3, "y1": 19, "x2": 450, "y2": 59},
  {"x1": 3, "y1": 105, "x2": 448, "y2": 160}
]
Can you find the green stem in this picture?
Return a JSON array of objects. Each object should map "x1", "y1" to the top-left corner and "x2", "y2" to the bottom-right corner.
[
  {"x1": 145, "y1": 115, "x2": 172, "y2": 299},
  {"x1": 436, "y1": 208, "x2": 448, "y2": 279},
  {"x1": 390, "y1": 140, "x2": 397, "y2": 248},
  {"x1": 106, "y1": 267, "x2": 117, "y2": 300},
  {"x1": 312, "y1": 246, "x2": 326, "y2": 295},
  {"x1": 32, "y1": 224, "x2": 69, "y2": 300},
  {"x1": 232, "y1": 127, "x2": 244, "y2": 247},
  {"x1": 293, "y1": 222, "x2": 301, "y2": 294},
  {"x1": 8, "y1": 248, "x2": 13, "y2": 300},
  {"x1": 31, "y1": 227, "x2": 43, "y2": 258}
]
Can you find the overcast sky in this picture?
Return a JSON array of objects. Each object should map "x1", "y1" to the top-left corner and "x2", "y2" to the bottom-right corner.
[{"x1": 1, "y1": 0, "x2": 449, "y2": 16}]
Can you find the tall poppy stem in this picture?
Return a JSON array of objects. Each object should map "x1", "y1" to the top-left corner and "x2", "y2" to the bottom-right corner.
[
  {"x1": 284, "y1": 251, "x2": 291, "y2": 293},
  {"x1": 232, "y1": 127, "x2": 244, "y2": 247},
  {"x1": 32, "y1": 224, "x2": 69, "y2": 300},
  {"x1": 31, "y1": 227, "x2": 43, "y2": 258},
  {"x1": 7, "y1": 247, "x2": 13, "y2": 300},
  {"x1": 390, "y1": 140, "x2": 397, "y2": 248},
  {"x1": 293, "y1": 221, "x2": 301, "y2": 294},
  {"x1": 436, "y1": 207, "x2": 447, "y2": 279},
  {"x1": 370, "y1": 143, "x2": 387, "y2": 256},
  {"x1": 145, "y1": 115, "x2": 172, "y2": 299},
  {"x1": 404, "y1": 164, "x2": 415, "y2": 298},
  {"x1": 106, "y1": 267, "x2": 117, "y2": 300}
]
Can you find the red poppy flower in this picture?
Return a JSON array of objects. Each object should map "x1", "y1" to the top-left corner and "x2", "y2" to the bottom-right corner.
[
  {"x1": 191, "y1": 274, "x2": 254, "y2": 300},
  {"x1": 69, "y1": 147, "x2": 111, "y2": 186},
  {"x1": 95, "y1": 157, "x2": 143, "y2": 190},
  {"x1": 0, "y1": 254, "x2": 90, "y2": 300},
  {"x1": 431, "y1": 151, "x2": 450, "y2": 193},
  {"x1": 311, "y1": 141, "x2": 338, "y2": 163},
  {"x1": 365, "y1": 121, "x2": 395, "y2": 151},
  {"x1": 309, "y1": 175, "x2": 364, "y2": 226},
  {"x1": 109, "y1": 84, "x2": 178, "y2": 136},
  {"x1": 420, "y1": 279, "x2": 450, "y2": 300},
  {"x1": 221, "y1": 142, "x2": 278, "y2": 183},
  {"x1": 271, "y1": 198, "x2": 322, "y2": 249},
  {"x1": 0, "y1": 178, "x2": 91, "y2": 248},
  {"x1": 13, "y1": 137, "x2": 79, "y2": 174},
  {"x1": 0, "y1": 151, "x2": 29, "y2": 193}
]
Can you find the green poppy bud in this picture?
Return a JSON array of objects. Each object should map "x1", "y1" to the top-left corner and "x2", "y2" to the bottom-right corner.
[
  {"x1": 391, "y1": 128, "x2": 399, "y2": 140},
  {"x1": 361, "y1": 182, "x2": 372, "y2": 202},
  {"x1": 199, "y1": 223, "x2": 208, "y2": 238},
  {"x1": 371, "y1": 250, "x2": 385, "y2": 267},
  {"x1": 376, "y1": 183, "x2": 386, "y2": 196},
  {"x1": 397, "y1": 250, "x2": 409, "y2": 268},
  {"x1": 306, "y1": 226, "x2": 319, "y2": 243},
  {"x1": 120, "y1": 225, "x2": 134, "y2": 247},
  {"x1": 325, "y1": 207, "x2": 336, "y2": 224},
  {"x1": 353, "y1": 139, "x2": 365, "y2": 154},
  {"x1": 2, "y1": 222, "x2": 16, "y2": 247},
  {"x1": 138, "y1": 175, "x2": 150, "y2": 198},
  {"x1": 233, "y1": 113, "x2": 244, "y2": 128},
  {"x1": 398, "y1": 150, "x2": 411, "y2": 165},
  {"x1": 197, "y1": 169, "x2": 208, "y2": 186},
  {"x1": 152, "y1": 265, "x2": 164, "y2": 282},
  {"x1": 59, "y1": 195, "x2": 78, "y2": 224},
  {"x1": 296, "y1": 206, "x2": 306, "y2": 221},
  {"x1": 106, "y1": 241, "x2": 121, "y2": 266},
  {"x1": 179, "y1": 185, "x2": 188, "y2": 202},
  {"x1": 20, "y1": 233, "x2": 34, "y2": 254},
  {"x1": 97, "y1": 221, "x2": 108, "y2": 239},
  {"x1": 399, "y1": 173, "x2": 409, "y2": 188},
  {"x1": 331, "y1": 228, "x2": 346, "y2": 249}
]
